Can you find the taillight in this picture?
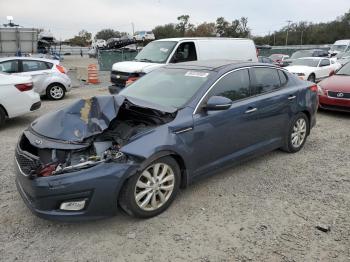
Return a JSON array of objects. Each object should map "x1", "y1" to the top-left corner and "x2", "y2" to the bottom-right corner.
[
  {"x1": 256, "y1": 48, "x2": 259, "y2": 57},
  {"x1": 56, "y1": 65, "x2": 66, "y2": 74},
  {"x1": 126, "y1": 76, "x2": 139, "y2": 86},
  {"x1": 15, "y1": 82, "x2": 33, "y2": 92},
  {"x1": 309, "y1": 84, "x2": 318, "y2": 92}
]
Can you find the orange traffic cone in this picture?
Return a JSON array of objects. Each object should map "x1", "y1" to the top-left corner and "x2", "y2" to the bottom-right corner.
[{"x1": 88, "y1": 64, "x2": 100, "y2": 84}]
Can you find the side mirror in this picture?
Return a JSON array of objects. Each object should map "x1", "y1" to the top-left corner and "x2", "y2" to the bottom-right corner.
[
  {"x1": 205, "y1": 96, "x2": 232, "y2": 111},
  {"x1": 329, "y1": 70, "x2": 335, "y2": 76}
]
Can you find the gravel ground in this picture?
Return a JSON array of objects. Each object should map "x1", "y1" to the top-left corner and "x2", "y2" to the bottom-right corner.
[{"x1": 0, "y1": 84, "x2": 349, "y2": 261}]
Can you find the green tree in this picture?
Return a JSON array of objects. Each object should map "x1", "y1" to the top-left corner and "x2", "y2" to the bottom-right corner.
[
  {"x1": 69, "y1": 30, "x2": 92, "y2": 46},
  {"x1": 153, "y1": 23, "x2": 180, "y2": 39},
  {"x1": 176, "y1": 15, "x2": 194, "y2": 36},
  {"x1": 191, "y1": 22, "x2": 216, "y2": 37},
  {"x1": 95, "y1": 29, "x2": 120, "y2": 40}
]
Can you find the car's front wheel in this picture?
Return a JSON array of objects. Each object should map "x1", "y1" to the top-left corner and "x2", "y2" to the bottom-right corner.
[
  {"x1": 46, "y1": 84, "x2": 65, "y2": 100},
  {"x1": 119, "y1": 156, "x2": 180, "y2": 218},
  {"x1": 282, "y1": 112, "x2": 309, "y2": 153}
]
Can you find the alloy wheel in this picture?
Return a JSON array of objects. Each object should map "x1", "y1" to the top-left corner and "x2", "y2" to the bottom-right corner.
[
  {"x1": 291, "y1": 118, "x2": 307, "y2": 148},
  {"x1": 50, "y1": 86, "x2": 64, "y2": 99},
  {"x1": 134, "y1": 163, "x2": 175, "y2": 211}
]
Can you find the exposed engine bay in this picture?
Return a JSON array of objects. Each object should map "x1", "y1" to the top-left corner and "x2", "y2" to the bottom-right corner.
[{"x1": 17, "y1": 96, "x2": 176, "y2": 178}]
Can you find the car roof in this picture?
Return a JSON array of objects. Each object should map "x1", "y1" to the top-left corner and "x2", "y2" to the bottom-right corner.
[
  {"x1": 164, "y1": 60, "x2": 276, "y2": 71},
  {"x1": 0, "y1": 57, "x2": 58, "y2": 63},
  {"x1": 155, "y1": 37, "x2": 251, "y2": 42},
  {"x1": 298, "y1": 57, "x2": 326, "y2": 60}
]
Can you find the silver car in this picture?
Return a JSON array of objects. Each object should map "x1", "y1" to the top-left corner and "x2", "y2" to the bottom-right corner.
[{"x1": 0, "y1": 57, "x2": 71, "y2": 100}]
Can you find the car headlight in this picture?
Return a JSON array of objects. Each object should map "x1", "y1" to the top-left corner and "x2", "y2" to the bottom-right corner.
[{"x1": 317, "y1": 85, "x2": 327, "y2": 96}]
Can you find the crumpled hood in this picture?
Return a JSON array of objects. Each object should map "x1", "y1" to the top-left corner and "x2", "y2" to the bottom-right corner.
[
  {"x1": 30, "y1": 95, "x2": 177, "y2": 143},
  {"x1": 111, "y1": 61, "x2": 163, "y2": 73},
  {"x1": 31, "y1": 95, "x2": 125, "y2": 143}
]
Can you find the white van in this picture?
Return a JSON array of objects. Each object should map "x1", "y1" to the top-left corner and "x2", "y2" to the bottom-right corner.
[
  {"x1": 109, "y1": 37, "x2": 258, "y2": 93},
  {"x1": 329, "y1": 39, "x2": 350, "y2": 56}
]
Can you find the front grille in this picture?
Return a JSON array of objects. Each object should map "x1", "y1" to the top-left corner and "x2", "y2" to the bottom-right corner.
[
  {"x1": 328, "y1": 91, "x2": 350, "y2": 99},
  {"x1": 15, "y1": 147, "x2": 40, "y2": 175},
  {"x1": 320, "y1": 103, "x2": 350, "y2": 112},
  {"x1": 16, "y1": 135, "x2": 41, "y2": 176}
]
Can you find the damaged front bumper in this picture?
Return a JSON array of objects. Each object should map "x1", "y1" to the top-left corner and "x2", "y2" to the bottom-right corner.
[{"x1": 15, "y1": 144, "x2": 139, "y2": 221}]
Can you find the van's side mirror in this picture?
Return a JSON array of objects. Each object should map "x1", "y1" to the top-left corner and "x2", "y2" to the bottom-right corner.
[{"x1": 205, "y1": 96, "x2": 232, "y2": 111}]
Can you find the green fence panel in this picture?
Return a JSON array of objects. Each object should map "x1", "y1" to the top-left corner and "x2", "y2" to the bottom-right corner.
[{"x1": 98, "y1": 49, "x2": 138, "y2": 71}]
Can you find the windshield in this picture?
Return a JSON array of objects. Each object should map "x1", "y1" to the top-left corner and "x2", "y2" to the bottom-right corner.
[
  {"x1": 120, "y1": 68, "x2": 211, "y2": 108},
  {"x1": 134, "y1": 41, "x2": 177, "y2": 63},
  {"x1": 330, "y1": 45, "x2": 347, "y2": 52},
  {"x1": 336, "y1": 51, "x2": 350, "y2": 59},
  {"x1": 336, "y1": 62, "x2": 350, "y2": 76},
  {"x1": 290, "y1": 59, "x2": 319, "y2": 67},
  {"x1": 290, "y1": 50, "x2": 313, "y2": 59}
]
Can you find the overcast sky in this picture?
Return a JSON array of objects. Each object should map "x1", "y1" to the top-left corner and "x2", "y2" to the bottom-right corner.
[{"x1": 1, "y1": 0, "x2": 349, "y2": 39}]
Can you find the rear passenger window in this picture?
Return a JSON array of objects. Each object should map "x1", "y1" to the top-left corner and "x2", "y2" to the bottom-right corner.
[
  {"x1": 208, "y1": 69, "x2": 250, "y2": 101},
  {"x1": 252, "y1": 68, "x2": 281, "y2": 94},
  {"x1": 0, "y1": 60, "x2": 19, "y2": 73},
  {"x1": 278, "y1": 70, "x2": 288, "y2": 87},
  {"x1": 22, "y1": 60, "x2": 50, "y2": 72}
]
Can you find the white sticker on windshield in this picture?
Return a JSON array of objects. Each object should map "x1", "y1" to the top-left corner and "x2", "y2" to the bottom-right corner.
[
  {"x1": 185, "y1": 71, "x2": 209, "y2": 78},
  {"x1": 160, "y1": 48, "x2": 169, "y2": 53}
]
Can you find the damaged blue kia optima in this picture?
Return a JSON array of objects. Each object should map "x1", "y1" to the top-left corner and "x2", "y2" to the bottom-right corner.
[{"x1": 15, "y1": 60, "x2": 318, "y2": 221}]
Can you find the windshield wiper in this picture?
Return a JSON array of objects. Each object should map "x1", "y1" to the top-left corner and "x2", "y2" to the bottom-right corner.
[{"x1": 335, "y1": 73, "x2": 350, "y2": 76}]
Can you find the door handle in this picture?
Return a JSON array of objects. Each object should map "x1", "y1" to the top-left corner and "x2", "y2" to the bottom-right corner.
[
  {"x1": 288, "y1": 95, "x2": 296, "y2": 100},
  {"x1": 245, "y1": 107, "x2": 257, "y2": 114}
]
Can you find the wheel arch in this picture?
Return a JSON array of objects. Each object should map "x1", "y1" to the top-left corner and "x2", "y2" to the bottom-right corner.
[
  {"x1": 47, "y1": 82, "x2": 66, "y2": 92},
  {"x1": 0, "y1": 104, "x2": 9, "y2": 117}
]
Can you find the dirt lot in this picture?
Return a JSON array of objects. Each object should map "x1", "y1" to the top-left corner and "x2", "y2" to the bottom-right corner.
[{"x1": 0, "y1": 84, "x2": 349, "y2": 261}]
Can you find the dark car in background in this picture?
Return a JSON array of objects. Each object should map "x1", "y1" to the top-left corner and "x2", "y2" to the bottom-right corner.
[
  {"x1": 318, "y1": 62, "x2": 350, "y2": 112},
  {"x1": 282, "y1": 49, "x2": 329, "y2": 67},
  {"x1": 15, "y1": 60, "x2": 318, "y2": 221},
  {"x1": 269, "y1": 53, "x2": 290, "y2": 67},
  {"x1": 258, "y1": 56, "x2": 274, "y2": 64}
]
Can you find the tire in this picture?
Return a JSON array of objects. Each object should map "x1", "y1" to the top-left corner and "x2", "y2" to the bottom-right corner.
[
  {"x1": 307, "y1": 74, "x2": 316, "y2": 83},
  {"x1": 46, "y1": 84, "x2": 65, "y2": 100},
  {"x1": 0, "y1": 106, "x2": 6, "y2": 127},
  {"x1": 119, "y1": 156, "x2": 181, "y2": 218},
  {"x1": 281, "y1": 112, "x2": 309, "y2": 153}
]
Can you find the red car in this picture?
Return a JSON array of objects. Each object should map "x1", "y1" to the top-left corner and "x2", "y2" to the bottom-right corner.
[{"x1": 318, "y1": 62, "x2": 350, "y2": 112}]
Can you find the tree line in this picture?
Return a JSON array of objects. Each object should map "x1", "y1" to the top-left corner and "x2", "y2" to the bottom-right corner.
[
  {"x1": 254, "y1": 10, "x2": 350, "y2": 45},
  {"x1": 67, "y1": 9, "x2": 350, "y2": 46}
]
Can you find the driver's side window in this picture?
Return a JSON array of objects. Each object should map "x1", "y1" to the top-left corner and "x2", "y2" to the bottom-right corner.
[
  {"x1": 207, "y1": 69, "x2": 250, "y2": 102},
  {"x1": 170, "y1": 42, "x2": 197, "y2": 63}
]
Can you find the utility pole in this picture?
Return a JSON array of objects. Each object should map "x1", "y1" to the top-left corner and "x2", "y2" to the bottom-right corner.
[
  {"x1": 285, "y1": 20, "x2": 292, "y2": 46},
  {"x1": 131, "y1": 22, "x2": 135, "y2": 35},
  {"x1": 300, "y1": 30, "x2": 304, "y2": 46}
]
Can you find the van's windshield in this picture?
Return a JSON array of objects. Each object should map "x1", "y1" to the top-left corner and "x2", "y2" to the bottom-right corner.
[
  {"x1": 330, "y1": 45, "x2": 347, "y2": 52},
  {"x1": 134, "y1": 41, "x2": 177, "y2": 63}
]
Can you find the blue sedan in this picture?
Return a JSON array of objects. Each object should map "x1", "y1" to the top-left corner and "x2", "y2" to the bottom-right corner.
[{"x1": 15, "y1": 60, "x2": 318, "y2": 221}]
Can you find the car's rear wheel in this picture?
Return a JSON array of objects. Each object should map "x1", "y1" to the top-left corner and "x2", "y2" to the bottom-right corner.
[
  {"x1": 282, "y1": 112, "x2": 309, "y2": 153},
  {"x1": 0, "y1": 107, "x2": 6, "y2": 127},
  {"x1": 46, "y1": 84, "x2": 65, "y2": 100},
  {"x1": 119, "y1": 156, "x2": 180, "y2": 218},
  {"x1": 307, "y1": 74, "x2": 316, "y2": 83}
]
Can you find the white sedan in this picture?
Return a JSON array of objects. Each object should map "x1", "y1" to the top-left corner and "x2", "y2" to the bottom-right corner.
[
  {"x1": 0, "y1": 57, "x2": 71, "y2": 100},
  {"x1": 285, "y1": 57, "x2": 341, "y2": 82},
  {"x1": 0, "y1": 72, "x2": 41, "y2": 127}
]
